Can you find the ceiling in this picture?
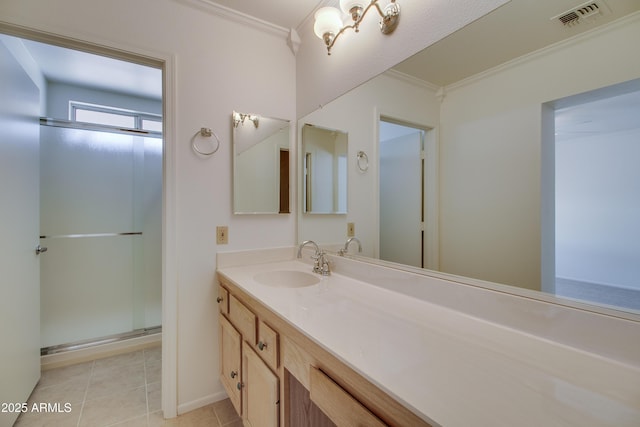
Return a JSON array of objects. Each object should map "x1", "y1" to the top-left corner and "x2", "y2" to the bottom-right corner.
[
  {"x1": 393, "y1": 0, "x2": 640, "y2": 86},
  {"x1": 20, "y1": 38, "x2": 163, "y2": 100}
]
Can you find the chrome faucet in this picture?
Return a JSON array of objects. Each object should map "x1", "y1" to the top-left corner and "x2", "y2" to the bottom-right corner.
[
  {"x1": 297, "y1": 240, "x2": 319, "y2": 258},
  {"x1": 338, "y1": 237, "x2": 362, "y2": 256},
  {"x1": 297, "y1": 240, "x2": 330, "y2": 276}
]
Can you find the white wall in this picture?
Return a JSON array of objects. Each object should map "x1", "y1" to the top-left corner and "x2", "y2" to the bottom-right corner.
[
  {"x1": 439, "y1": 14, "x2": 640, "y2": 291},
  {"x1": 0, "y1": 0, "x2": 295, "y2": 414},
  {"x1": 299, "y1": 72, "x2": 440, "y2": 256},
  {"x1": 556, "y1": 127, "x2": 640, "y2": 290},
  {"x1": 234, "y1": 130, "x2": 288, "y2": 213},
  {"x1": 0, "y1": 34, "x2": 47, "y2": 114},
  {"x1": 295, "y1": 0, "x2": 509, "y2": 117}
]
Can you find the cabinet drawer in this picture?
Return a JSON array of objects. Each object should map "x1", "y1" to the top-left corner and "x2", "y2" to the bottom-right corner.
[
  {"x1": 229, "y1": 294, "x2": 257, "y2": 344},
  {"x1": 256, "y1": 320, "x2": 279, "y2": 371},
  {"x1": 310, "y1": 366, "x2": 387, "y2": 427},
  {"x1": 217, "y1": 285, "x2": 229, "y2": 314}
]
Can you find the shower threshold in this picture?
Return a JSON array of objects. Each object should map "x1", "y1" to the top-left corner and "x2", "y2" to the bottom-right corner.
[{"x1": 41, "y1": 325, "x2": 162, "y2": 356}]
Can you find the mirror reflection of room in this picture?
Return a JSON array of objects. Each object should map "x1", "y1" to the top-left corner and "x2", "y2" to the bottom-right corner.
[
  {"x1": 233, "y1": 111, "x2": 290, "y2": 214},
  {"x1": 302, "y1": 124, "x2": 348, "y2": 214},
  {"x1": 298, "y1": 0, "x2": 640, "y2": 314}
]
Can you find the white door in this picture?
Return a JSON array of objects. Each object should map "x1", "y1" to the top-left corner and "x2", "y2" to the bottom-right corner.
[
  {"x1": 379, "y1": 122, "x2": 424, "y2": 268},
  {"x1": 0, "y1": 39, "x2": 41, "y2": 427}
]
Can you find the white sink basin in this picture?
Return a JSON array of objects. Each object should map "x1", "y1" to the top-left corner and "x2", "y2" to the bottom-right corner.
[{"x1": 253, "y1": 270, "x2": 320, "y2": 288}]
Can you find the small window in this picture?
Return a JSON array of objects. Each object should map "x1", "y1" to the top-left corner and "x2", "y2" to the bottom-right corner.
[
  {"x1": 141, "y1": 118, "x2": 163, "y2": 132},
  {"x1": 74, "y1": 108, "x2": 136, "y2": 128},
  {"x1": 70, "y1": 102, "x2": 162, "y2": 134}
]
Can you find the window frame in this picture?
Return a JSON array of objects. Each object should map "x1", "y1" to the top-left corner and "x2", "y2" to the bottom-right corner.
[{"x1": 69, "y1": 101, "x2": 162, "y2": 133}]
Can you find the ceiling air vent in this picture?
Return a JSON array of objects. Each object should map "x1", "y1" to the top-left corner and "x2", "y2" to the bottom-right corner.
[{"x1": 552, "y1": 0, "x2": 611, "y2": 27}]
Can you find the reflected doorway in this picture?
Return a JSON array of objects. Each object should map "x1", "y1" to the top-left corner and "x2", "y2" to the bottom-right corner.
[
  {"x1": 378, "y1": 118, "x2": 436, "y2": 269},
  {"x1": 545, "y1": 79, "x2": 640, "y2": 311}
]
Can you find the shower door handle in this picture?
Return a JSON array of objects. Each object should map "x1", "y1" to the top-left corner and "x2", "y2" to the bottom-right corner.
[{"x1": 35, "y1": 245, "x2": 48, "y2": 255}]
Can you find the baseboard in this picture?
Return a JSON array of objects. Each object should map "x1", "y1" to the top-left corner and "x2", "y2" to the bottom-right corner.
[
  {"x1": 40, "y1": 333, "x2": 162, "y2": 371},
  {"x1": 177, "y1": 390, "x2": 229, "y2": 416}
]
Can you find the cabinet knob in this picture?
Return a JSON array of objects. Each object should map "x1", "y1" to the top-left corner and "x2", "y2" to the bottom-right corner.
[
  {"x1": 237, "y1": 382, "x2": 244, "y2": 390},
  {"x1": 216, "y1": 296, "x2": 223, "y2": 303},
  {"x1": 258, "y1": 341, "x2": 267, "y2": 351},
  {"x1": 230, "y1": 370, "x2": 237, "y2": 378}
]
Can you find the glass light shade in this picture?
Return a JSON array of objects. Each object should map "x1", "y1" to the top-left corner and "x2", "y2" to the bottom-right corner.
[
  {"x1": 313, "y1": 7, "x2": 343, "y2": 39},
  {"x1": 339, "y1": 0, "x2": 366, "y2": 16}
]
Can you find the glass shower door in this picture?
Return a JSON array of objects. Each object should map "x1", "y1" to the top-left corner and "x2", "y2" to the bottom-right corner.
[{"x1": 39, "y1": 122, "x2": 161, "y2": 350}]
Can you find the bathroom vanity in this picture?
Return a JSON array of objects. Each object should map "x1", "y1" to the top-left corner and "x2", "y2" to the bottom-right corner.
[{"x1": 216, "y1": 248, "x2": 640, "y2": 427}]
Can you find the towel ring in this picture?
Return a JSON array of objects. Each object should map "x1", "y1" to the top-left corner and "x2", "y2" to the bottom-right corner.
[
  {"x1": 356, "y1": 150, "x2": 369, "y2": 172},
  {"x1": 192, "y1": 127, "x2": 220, "y2": 156}
]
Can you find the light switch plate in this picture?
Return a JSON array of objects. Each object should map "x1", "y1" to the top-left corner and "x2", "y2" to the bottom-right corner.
[
  {"x1": 347, "y1": 222, "x2": 355, "y2": 237},
  {"x1": 216, "y1": 226, "x2": 229, "y2": 244}
]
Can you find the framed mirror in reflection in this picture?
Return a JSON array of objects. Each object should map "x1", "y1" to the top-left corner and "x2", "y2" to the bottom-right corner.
[
  {"x1": 233, "y1": 111, "x2": 290, "y2": 214},
  {"x1": 297, "y1": 0, "x2": 640, "y2": 315},
  {"x1": 302, "y1": 124, "x2": 348, "y2": 214}
]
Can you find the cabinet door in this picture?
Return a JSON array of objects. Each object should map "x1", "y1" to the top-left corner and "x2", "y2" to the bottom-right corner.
[
  {"x1": 220, "y1": 314, "x2": 242, "y2": 415},
  {"x1": 242, "y1": 341, "x2": 279, "y2": 427}
]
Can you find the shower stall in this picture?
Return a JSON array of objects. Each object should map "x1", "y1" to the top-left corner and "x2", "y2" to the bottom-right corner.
[{"x1": 38, "y1": 119, "x2": 162, "y2": 353}]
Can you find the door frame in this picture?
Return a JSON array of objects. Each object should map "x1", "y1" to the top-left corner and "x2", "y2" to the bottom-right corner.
[{"x1": 0, "y1": 22, "x2": 178, "y2": 418}]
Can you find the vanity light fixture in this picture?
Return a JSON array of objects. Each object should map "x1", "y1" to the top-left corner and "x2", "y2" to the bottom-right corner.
[
  {"x1": 232, "y1": 111, "x2": 259, "y2": 128},
  {"x1": 314, "y1": 0, "x2": 400, "y2": 55}
]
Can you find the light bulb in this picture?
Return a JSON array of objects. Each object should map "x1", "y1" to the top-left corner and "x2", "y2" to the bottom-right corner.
[
  {"x1": 339, "y1": 0, "x2": 366, "y2": 20},
  {"x1": 313, "y1": 7, "x2": 343, "y2": 40}
]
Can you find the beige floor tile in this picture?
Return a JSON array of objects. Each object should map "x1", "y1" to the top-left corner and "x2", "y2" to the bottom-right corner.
[
  {"x1": 109, "y1": 413, "x2": 149, "y2": 426},
  {"x1": 148, "y1": 411, "x2": 177, "y2": 427},
  {"x1": 39, "y1": 361, "x2": 94, "y2": 388},
  {"x1": 86, "y1": 362, "x2": 146, "y2": 401},
  {"x1": 144, "y1": 347, "x2": 162, "y2": 365},
  {"x1": 175, "y1": 410, "x2": 219, "y2": 427},
  {"x1": 14, "y1": 406, "x2": 80, "y2": 427},
  {"x1": 147, "y1": 382, "x2": 162, "y2": 413},
  {"x1": 177, "y1": 405, "x2": 216, "y2": 422},
  {"x1": 27, "y1": 376, "x2": 89, "y2": 406},
  {"x1": 79, "y1": 385, "x2": 147, "y2": 426},
  {"x1": 212, "y1": 399, "x2": 241, "y2": 426},
  {"x1": 145, "y1": 360, "x2": 161, "y2": 385},
  {"x1": 93, "y1": 351, "x2": 145, "y2": 372}
]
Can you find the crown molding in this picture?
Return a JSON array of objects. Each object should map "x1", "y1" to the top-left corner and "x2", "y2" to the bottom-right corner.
[
  {"x1": 384, "y1": 68, "x2": 441, "y2": 93},
  {"x1": 175, "y1": 0, "x2": 291, "y2": 39}
]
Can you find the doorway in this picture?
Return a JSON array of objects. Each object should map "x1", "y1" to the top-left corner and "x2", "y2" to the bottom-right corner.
[
  {"x1": 543, "y1": 79, "x2": 640, "y2": 311},
  {"x1": 19, "y1": 36, "x2": 164, "y2": 352},
  {"x1": 378, "y1": 118, "x2": 436, "y2": 269}
]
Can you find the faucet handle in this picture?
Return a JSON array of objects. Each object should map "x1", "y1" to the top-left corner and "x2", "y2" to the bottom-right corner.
[{"x1": 319, "y1": 252, "x2": 331, "y2": 276}]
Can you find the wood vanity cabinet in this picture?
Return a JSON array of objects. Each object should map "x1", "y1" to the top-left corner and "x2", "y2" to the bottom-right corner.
[
  {"x1": 217, "y1": 280, "x2": 432, "y2": 427},
  {"x1": 218, "y1": 284, "x2": 280, "y2": 427}
]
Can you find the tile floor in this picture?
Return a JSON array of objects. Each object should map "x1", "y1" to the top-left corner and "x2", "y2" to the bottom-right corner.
[{"x1": 15, "y1": 346, "x2": 242, "y2": 427}]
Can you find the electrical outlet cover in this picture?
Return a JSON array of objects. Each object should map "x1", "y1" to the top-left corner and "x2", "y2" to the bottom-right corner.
[{"x1": 216, "y1": 226, "x2": 228, "y2": 244}]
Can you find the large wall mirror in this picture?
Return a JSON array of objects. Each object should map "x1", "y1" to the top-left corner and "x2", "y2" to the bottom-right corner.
[
  {"x1": 302, "y1": 124, "x2": 348, "y2": 214},
  {"x1": 297, "y1": 0, "x2": 640, "y2": 316},
  {"x1": 233, "y1": 111, "x2": 290, "y2": 214}
]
